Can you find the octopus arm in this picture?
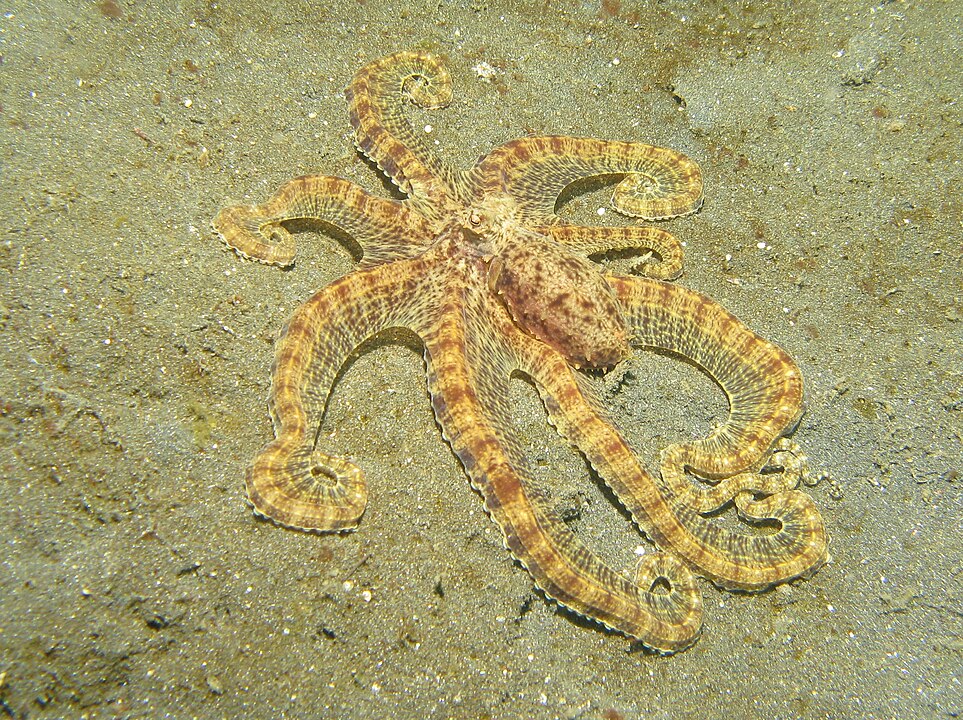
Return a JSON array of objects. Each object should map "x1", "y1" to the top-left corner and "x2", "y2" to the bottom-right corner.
[
  {"x1": 609, "y1": 275, "x2": 807, "y2": 478},
  {"x1": 470, "y1": 136, "x2": 703, "y2": 224},
  {"x1": 346, "y1": 50, "x2": 465, "y2": 216},
  {"x1": 212, "y1": 174, "x2": 432, "y2": 268},
  {"x1": 525, "y1": 274, "x2": 827, "y2": 591},
  {"x1": 535, "y1": 223, "x2": 685, "y2": 280},
  {"x1": 245, "y1": 257, "x2": 432, "y2": 532},
  {"x1": 420, "y1": 281, "x2": 702, "y2": 653}
]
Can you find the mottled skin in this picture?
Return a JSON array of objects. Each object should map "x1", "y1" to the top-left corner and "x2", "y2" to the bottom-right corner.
[{"x1": 212, "y1": 51, "x2": 827, "y2": 653}]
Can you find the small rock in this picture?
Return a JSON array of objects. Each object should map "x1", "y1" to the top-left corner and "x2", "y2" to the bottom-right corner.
[{"x1": 206, "y1": 674, "x2": 224, "y2": 695}]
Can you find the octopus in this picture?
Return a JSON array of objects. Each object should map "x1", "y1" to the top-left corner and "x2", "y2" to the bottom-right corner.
[{"x1": 212, "y1": 50, "x2": 828, "y2": 653}]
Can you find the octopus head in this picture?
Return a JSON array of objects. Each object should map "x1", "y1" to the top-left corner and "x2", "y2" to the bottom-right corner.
[{"x1": 484, "y1": 212, "x2": 631, "y2": 370}]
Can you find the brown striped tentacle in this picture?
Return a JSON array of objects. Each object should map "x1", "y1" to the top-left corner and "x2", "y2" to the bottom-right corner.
[
  {"x1": 609, "y1": 275, "x2": 805, "y2": 478},
  {"x1": 419, "y1": 274, "x2": 702, "y2": 653},
  {"x1": 212, "y1": 174, "x2": 433, "y2": 268},
  {"x1": 471, "y1": 136, "x2": 703, "y2": 224},
  {"x1": 537, "y1": 223, "x2": 685, "y2": 280},
  {"x1": 659, "y1": 438, "x2": 811, "y2": 515},
  {"x1": 246, "y1": 256, "x2": 433, "y2": 531},
  {"x1": 601, "y1": 274, "x2": 827, "y2": 588},
  {"x1": 346, "y1": 50, "x2": 461, "y2": 216},
  {"x1": 519, "y1": 331, "x2": 826, "y2": 591}
]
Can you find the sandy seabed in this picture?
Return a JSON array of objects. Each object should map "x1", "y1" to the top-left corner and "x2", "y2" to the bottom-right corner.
[{"x1": 0, "y1": 1, "x2": 960, "y2": 718}]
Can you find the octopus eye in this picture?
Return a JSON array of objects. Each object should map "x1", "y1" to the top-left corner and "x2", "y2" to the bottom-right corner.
[{"x1": 468, "y1": 211, "x2": 482, "y2": 226}]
